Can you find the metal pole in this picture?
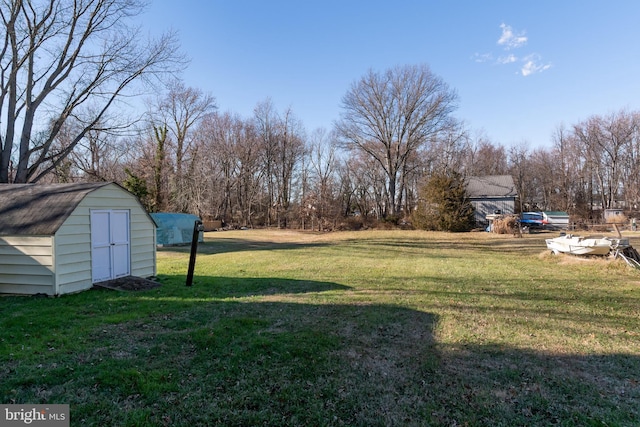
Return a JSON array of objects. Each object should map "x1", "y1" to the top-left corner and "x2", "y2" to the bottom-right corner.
[{"x1": 186, "y1": 219, "x2": 203, "y2": 287}]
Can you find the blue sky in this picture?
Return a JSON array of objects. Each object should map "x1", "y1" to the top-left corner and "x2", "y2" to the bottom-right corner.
[{"x1": 141, "y1": 1, "x2": 640, "y2": 148}]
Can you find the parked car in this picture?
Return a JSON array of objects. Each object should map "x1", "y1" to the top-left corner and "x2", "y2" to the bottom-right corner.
[{"x1": 519, "y1": 212, "x2": 547, "y2": 229}]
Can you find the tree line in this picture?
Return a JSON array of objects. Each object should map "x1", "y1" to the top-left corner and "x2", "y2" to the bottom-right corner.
[
  {"x1": 2, "y1": 1, "x2": 639, "y2": 229},
  {"x1": 44, "y1": 78, "x2": 640, "y2": 230}
]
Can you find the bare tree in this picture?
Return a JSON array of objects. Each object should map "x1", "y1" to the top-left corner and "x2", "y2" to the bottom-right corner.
[
  {"x1": 622, "y1": 112, "x2": 640, "y2": 212},
  {"x1": 105, "y1": 123, "x2": 172, "y2": 212},
  {"x1": 40, "y1": 111, "x2": 130, "y2": 183},
  {"x1": 424, "y1": 121, "x2": 469, "y2": 174},
  {"x1": 190, "y1": 112, "x2": 263, "y2": 227},
  {"x1": 0, "y1": 0, "x2": 184, "y2": 183},
  {"x1": 344, "y1": 152, "x2": 388, "y2": 220},
  {"x1": 254, "y1": 99, "x2": 305, "y2": 227},
  {"x1": 231, "y1": 119, "x2": 263, "y2": 227},
  {"x1": 52, "y1": 111, "x2": 133, "y2": 183},
  {"x1": 548, "y1": 124, "x2": 586, "y2": 215},
  {"x1": 337, "y1": 159, "x2": 357, "y2": 218},
  {"x1": 254, "y1": 99, "x2": 279, "y2": 225},
  {"x1": 573, "y1": 110, "x2": 636, "y2": 214},
  {"x1": 153, "y1": 80, "x2": 217, "y2": 211},
  {"x1": 194, "y1": 111, "x2": 240, "y2": 223},
  {"x1": 276, "y1": 107, "x2": 306, "y2": 227},
  {"x1": 305, "y1": 128, "x2": 340, "y2": 230},
  {"x1": 67, "y1": 127, "x2": 123, "y2": 182},
  {"x1": 464, "y1": 137, "x2": 508, "y2": 177},
  {"x1": 152, "y1": 124, "x2": 170, "y2": 212},
  {"x1": 336, "y1": 64, "x2": 458, "y2": 218},
  {"x1": 508, "y1": 142, "x2": 530, "y2": 212},
  {"x1": 526, "y1": 147, "x2": 555, "y2": 211}
]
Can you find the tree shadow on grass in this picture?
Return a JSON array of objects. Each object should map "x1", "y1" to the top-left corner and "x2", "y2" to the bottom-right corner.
[
  {"x1": 430, "y1": 343, "x2": 640, "y2": 426},
  {"x1": 158, "y1": 238, "x2": 331, "y2": 256},
  {"x1": 154, "y1": 274, "x2": 350, "y2": 298},
  {"x1": 1, "y1": 278, "x2": 638, "y2": 426}
]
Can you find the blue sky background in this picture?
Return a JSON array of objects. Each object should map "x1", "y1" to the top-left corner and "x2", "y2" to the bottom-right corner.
[{"x1": 141, "y1": 1, "x2": 640, "y2": 148}]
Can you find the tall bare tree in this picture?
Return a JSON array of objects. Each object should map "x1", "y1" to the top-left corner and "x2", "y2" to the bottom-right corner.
[
  {"x1": 254, "y1": 99, "x2": 305, "y2": 227},
  {"x1": 336, "y1": 64, "x2": 458, "y2": 217},
  {"x1": 195, "y1": 112, "x2": 240, "y2": 222},
  {"x1": 0, "y1": 0, "x2": 184, "y2": 183},
  {"x1": 253, "y1": 99, "x2": 279, "y2": 225},
  {"x1": 116, "y1": 124, "x2": 173, "y2": 212},
  {"x1": 154, "y1": 80, "x2": 216, "y2": 211},
  {"x1": 573, "y1": 110, "x2": 636, "y2": 213},
  {"x1": 550, "y1": 124, "x2": 581, "y2": 214},
  {"x1": 508, "y1": 142, "x2": 530, "y2": 212},
  {"x1": 231, "y1": 119, "x2": 262, "y2": 227},
  {"x1": 621, "y1": 112, "x2": 640, "y2": 211},
  {"x1": 305, "y1": 128, "x2": 340, "y2": 230},
  {"x1": 464, "y1": 137, "x2": 508, "y2": 177},
  {"x1": 152, "y1": 124, "x2": 169, "y2": 212},
  {"x1": 275, "y1": 107, "x2": 305, "y2": 227},
  {"x1": 67, "y1": 127, "x2": 122, "y2": 182}
]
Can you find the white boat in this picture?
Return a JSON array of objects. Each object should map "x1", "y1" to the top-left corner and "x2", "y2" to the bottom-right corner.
[{"x1": 545, "y1": 234, "x2": 629, "y2": 256}]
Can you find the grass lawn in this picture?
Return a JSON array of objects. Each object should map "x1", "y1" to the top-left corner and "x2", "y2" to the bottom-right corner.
[{"x1": 1, "y1": 229, "x2": 639, "y2": 426}]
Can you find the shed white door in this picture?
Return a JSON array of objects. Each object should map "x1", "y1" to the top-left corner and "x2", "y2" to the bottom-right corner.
[{"x1": 91, "y1": 210, "x2": 130, "y2": 283}]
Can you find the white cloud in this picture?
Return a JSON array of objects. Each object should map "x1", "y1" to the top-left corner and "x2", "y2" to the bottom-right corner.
[
  {"x1": 474, "y1": 23, "x2": 551, "y2": 77},
  {"x1": 520, "y1": 54, "x2": 552, "y2": 76},
  {"x1": 497, "y1": 23, "x2": 527, "y2": 49},
  {"x1": 497, "y1": 54, "x2": 517, "y2": 64},
  {"x1": 472, "y1": 52, "x2": 493, "y2": 63}
]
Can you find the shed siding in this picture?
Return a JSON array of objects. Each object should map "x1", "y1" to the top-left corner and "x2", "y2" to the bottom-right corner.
[
  {"x1": 52, "y1": 184, "x2": 156, "y2": 294},
  {"x1": 0, "y1": 236, "x2": 55, "y2": 295},
  {"x1": 54, "y1": 208, "x2": 92, "y2": 294},
  {"x1": 0, "y1": 182, "x2": 155, "y2": 296},
  {"x1": 130, "y1": 214, "x2": 156, "y2": 277}
]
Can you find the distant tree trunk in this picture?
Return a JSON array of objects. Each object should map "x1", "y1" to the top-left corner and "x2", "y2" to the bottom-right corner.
[{"x1": 153, "y1": 124, "x2": 169, "y2": 212}]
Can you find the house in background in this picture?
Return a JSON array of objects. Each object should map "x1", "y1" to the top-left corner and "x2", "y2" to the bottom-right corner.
[
  {"x1": 0, "y1": 182, "x2": 156, "y2": 296},
  {"x1": 467, "y1": 175, "x2": 518, "y2": 227}
]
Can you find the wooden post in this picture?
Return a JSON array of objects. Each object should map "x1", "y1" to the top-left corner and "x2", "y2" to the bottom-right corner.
[{"x1": 186, "y1": 219, "x2": 203, "y2": 287}]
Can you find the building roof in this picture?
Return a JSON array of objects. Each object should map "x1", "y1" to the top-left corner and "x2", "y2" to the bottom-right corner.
[
  {"x1": 467, "y1": 175, "x2": 517, "y2": 198},
  {"x1": 0, "y1": 182, "x2": 112, "y2": 236}
]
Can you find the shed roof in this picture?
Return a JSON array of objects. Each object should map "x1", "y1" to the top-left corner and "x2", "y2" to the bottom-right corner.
[
  {"x1": 0, "y1": 182, "x2": 112, "y2": 236},
  {"x1": 467, "y1": 175, "x2": 517, "y2": 198}
]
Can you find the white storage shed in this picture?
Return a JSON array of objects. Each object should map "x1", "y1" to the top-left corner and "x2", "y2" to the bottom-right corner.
[{"x1": 0, "y1": 182, "x2": 157, "y2": 296}]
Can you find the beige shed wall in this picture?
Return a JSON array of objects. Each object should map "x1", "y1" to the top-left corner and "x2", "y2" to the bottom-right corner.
[
  {"x1": 0, "y1": 183, "x2": 156, "y2": 296},
  {"x1": 54, "y1": 183, "x2": 156, "y2": 294},
  {"x1": 0, "y1": 236, "x2": 55, "y2": 295}
]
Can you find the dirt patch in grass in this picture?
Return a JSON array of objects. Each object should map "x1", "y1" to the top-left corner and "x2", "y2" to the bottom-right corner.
[{"x1": 93, "y1": 276, "x2": 161, "y2": 291}]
